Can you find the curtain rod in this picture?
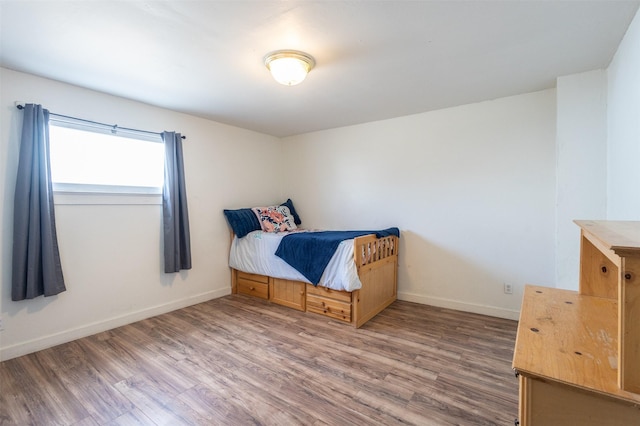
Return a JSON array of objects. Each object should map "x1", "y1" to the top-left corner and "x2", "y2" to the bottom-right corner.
[{"x1": 15, "y1": 103, "x2": 186, "y2": 140}]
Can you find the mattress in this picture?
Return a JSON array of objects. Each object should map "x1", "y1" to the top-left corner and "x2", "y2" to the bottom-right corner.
[{"x1": 229, "y1": 230, "x2": 362, "y2": 292}]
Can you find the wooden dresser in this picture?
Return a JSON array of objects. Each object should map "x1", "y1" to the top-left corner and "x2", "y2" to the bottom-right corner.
[{"x1": 512, "y1": 220, "x2": 640, "y2": 425}]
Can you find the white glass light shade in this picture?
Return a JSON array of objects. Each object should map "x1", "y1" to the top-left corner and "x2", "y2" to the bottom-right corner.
[{"x1": 264, "y1": 50, "x2": 315, "y2": 86}]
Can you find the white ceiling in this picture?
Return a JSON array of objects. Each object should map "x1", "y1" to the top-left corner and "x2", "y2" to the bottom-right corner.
[{"x1": 1, "y1": 1, "x2": 638, "y2": 137}]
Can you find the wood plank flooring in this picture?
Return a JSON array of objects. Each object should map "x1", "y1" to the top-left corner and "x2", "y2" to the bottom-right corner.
[{"x1": 0, "y1": 296, "x2": 519, "y2": 425}]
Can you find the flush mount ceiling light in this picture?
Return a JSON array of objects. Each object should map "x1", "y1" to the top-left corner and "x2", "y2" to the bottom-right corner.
[{"x1": 264, "y1": 50, "x2": 315, "y2": 86}]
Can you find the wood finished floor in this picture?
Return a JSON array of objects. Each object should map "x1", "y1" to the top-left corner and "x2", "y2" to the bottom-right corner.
[{"x1": 0, "y1": 295, "x2": 519, "y2": 425}]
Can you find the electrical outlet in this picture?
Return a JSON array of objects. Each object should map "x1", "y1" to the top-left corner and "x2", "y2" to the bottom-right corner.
[{"x1": 504, "y1": 283, "x2": 513, "y2": 294}]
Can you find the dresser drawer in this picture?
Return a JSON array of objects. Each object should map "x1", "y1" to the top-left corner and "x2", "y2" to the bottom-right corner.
[
  {"x1": 306, "y1": 293, "x2": 351, "y2": 323},
  {"x1": 306, "y1": 283, "x2": 352, "y2": 303},
  {"x1": 237, "y1": 278, "x2": 269, "y2": 299}
]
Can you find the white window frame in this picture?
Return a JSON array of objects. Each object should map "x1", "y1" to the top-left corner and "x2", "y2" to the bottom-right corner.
[{"x1": 48, "y1": 117, "x2": 164, "y2": 205}]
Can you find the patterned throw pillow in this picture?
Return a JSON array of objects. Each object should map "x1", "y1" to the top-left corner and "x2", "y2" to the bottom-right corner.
[{"x1": 252, "y1": 205, "x2": 297, "y2": 233}]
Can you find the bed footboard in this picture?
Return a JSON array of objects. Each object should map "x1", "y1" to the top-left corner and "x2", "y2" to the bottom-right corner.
[{"x1": 352, "y1": 234, "x2": 399, "y2": 327}]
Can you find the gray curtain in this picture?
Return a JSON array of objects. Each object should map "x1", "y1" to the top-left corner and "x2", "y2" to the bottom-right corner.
[
  {"x1": 12, "y1": 104, "x2": 66, "y2": 301},
  {"x1": 162, "y1": 131, "x2": 192, "y2": 272}
]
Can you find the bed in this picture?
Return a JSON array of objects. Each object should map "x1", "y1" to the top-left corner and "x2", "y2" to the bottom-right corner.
[{"x1": 224, "y1": 200, "x2": 399, "y2": 328}]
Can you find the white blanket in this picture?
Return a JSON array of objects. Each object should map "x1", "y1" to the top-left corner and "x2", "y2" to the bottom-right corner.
[{"x1": 229, "y1": 230, "x2": 362, "y2": 292}]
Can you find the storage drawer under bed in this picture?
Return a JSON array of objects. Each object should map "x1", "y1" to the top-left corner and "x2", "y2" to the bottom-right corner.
[
  {"x1": 236, "y1": 271, "x2": 269, "y2": 300},
  {"x1": 306, "y1": 284, "x2": 352, "y2": 323}
]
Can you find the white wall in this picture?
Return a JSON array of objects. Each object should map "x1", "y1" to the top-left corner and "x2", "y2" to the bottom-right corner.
[
  {"x1": 282, "y1": 90, "x2": 557, "y2": 319},
  {"x1": 0, "y1": 68, "x2": 282, "y2": 360},
  {"x1": 555, "y1": 70, "x2": 608, "y2": 290},
  {"x1": 607, "y1": 7, "x2": 640, "y2": 219}
]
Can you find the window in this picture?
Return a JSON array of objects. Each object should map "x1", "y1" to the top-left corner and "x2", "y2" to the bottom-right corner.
[{"x1": 49, "y1": 120, "x2": 165, "y2": 196}]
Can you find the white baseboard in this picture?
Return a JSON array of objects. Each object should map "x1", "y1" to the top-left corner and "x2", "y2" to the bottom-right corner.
[
  {"x1": 397, "y1": 291, "x2": 520, "y2": 321},
  {"x1": 0, "y1": 287, "x2": 230, "y2": 361}
]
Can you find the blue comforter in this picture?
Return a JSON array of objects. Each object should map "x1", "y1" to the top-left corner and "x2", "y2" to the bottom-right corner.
[{"x1": 274, "y1": 227, "x2": 400, "y2": 285}]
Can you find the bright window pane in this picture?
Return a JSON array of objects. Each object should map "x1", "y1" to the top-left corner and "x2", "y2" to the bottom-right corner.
[{"x1": 49, "y1": 125, "x2": 164, "y2": 191}]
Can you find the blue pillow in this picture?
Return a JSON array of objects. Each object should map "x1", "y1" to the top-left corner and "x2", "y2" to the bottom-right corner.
[
  {"x1": 281, "y1": 198, "x2": 301, "y2": 225},
  {"x1": 223, "y1": 208, "x2": 261, "y2": 238}
]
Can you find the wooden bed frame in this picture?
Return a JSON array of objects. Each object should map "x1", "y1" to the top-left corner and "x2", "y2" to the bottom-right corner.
[{"x1": 230, "y1": 233, "x2": 399, "y2": 328}]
